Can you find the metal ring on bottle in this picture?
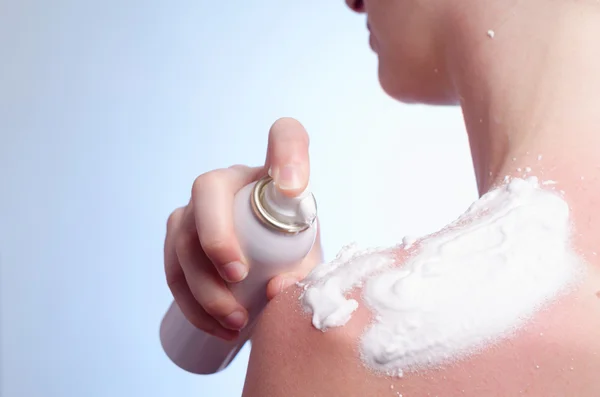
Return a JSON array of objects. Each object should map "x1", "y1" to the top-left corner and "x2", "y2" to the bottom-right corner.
[{"x1": 251, "y1": 175, "x2": 317, "y2": 234}]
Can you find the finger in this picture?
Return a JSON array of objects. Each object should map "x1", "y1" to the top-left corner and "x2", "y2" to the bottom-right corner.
[
  {"x1": 191, "y1": 166, "x2": 261, "y2": 283},
  {"x1": 164, "y1": 207, "x2": 189, "y2": 305},
  {"x1": 171, "y1": 276, "x2": 239, "y2": 340},
  {"x1": 266, "y1": 272, "x2": 303, "y2": 301},
  {"x1": 264, "y1": 117, "x2": 311, "y2": 197},
  {"x1": 265, "y1": 220, "x2": 324, "y2": 301},
  {"x1": 164, "y1": 207, "x2": 238, "y2": 339},
  {"x1": 175, "y1": 203, "x2": 249, "y2": 331}
]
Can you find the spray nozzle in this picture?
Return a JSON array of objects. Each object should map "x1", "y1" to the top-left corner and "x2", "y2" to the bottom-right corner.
[{"x1": 262, "y1": 181, "x2": 317, "y2": 226}]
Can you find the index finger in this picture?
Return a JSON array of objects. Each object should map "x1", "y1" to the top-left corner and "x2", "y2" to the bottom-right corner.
[
  {"x1": 192, "y1": 165, "x2": 262, "y2": 282},
  {"x1": 264, "y1": 117, "x2": 311, "y2": 197}
]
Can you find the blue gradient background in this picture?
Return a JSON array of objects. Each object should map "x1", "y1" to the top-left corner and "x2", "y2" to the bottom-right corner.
[{"x1": 0, "y1": 1, "x2": 478, "y2": 396}]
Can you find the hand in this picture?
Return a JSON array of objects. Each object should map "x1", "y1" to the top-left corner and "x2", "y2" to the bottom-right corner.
[{"x1": 164, "y1": 117, "x2": 323, "y2": 341}]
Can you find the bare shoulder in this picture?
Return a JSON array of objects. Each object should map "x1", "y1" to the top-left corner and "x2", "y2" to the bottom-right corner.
[
  {"x1": 242, "y1": 270, "x2": 600, "y2": 397},
  {"x1": 242, "y1": 284, "x2": 372, "y2": 397},
  {"x1": 242, "y1": 178, "x2": 600, "y2": 396}
]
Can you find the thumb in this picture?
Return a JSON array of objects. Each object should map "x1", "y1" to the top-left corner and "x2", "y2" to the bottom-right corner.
[
  {"x1": 265, "y1": 273, "x2": 303, "y2": 301},
  {"x1": 264, "y1": 117, "x2": 311, "y2": 197},
  {"x1": 265, "y1": 222, "x2": 324, "y2": 301}
]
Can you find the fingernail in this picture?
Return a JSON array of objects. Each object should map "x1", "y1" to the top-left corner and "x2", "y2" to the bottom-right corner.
[
  {"x1": 273, "y1": 164, "x2": 302, "y2": 190},
  {"x1": 222, "y1": 261, "x2": 248, "y2": 283},
  {"x1": 278, "y1": 276, "x2": 299, "y2": 293},
  {"x1": 224, "y1": 310, "x2": 248, "y2": 330}
]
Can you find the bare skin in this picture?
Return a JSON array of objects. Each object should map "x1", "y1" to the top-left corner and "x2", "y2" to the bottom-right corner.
[{"x1": 241, "y1": 0, "x2": 600, "y2": 395}]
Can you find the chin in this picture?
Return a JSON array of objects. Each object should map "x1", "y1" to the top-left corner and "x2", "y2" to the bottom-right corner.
[{"x1": 377, "y1": 62, "x2": 458, "y2": 106}]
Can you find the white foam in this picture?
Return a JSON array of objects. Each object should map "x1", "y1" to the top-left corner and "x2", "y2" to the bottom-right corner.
[
  {"x1": 301, "y1": 177, "x2": 584, "y2": 376},
  {"x1": 301, "y1": 244, "x2": 394, "y2": 330}
]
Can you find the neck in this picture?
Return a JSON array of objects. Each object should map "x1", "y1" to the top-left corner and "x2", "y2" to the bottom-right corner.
[{"x1": 443, "y1": 1, "x2": 600, "y2": 196}]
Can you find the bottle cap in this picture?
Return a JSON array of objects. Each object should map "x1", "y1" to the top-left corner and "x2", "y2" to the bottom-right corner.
[{"x1": 251, "y1": 176, "x2": 317, "y2": 234}]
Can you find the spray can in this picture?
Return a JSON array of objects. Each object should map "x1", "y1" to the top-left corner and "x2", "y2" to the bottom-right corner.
[{"x1": 159, "y1": 175, "x2": 318, "y2": 374}]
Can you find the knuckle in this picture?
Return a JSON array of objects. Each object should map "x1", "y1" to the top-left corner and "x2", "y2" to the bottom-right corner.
[
  {"x1": 165, "y1": 270, "x2": 180, "y2": 290},
  {"x1": 191, "y1": 170, "x2": 227, "y2": 198},
  {"x1": 191, "y1": 174, "x2": 209, "y2": 197},
  {"x1": 227, "y1": 164, "x2": 248, "y2": 172},
  {"x1": 166, "y1": 207, "x2": 185, "y2": 231},
  {"x1": 200, "y1": 237, "x2": 231, "y2": 259},
  {"x1": 202, "y1": 296, "x2": 234, "y2": 317},
  {"x1": 165, "y1": 268, "x2": 186, "y2": 294},
  {"x1": 174, "y1": 230, "x2": 197, "y2": 258}
]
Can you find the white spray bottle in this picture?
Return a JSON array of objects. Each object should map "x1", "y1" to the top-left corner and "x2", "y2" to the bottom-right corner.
[{"x1": 159, "y1": 175, "x2": 318, "y2": 374}]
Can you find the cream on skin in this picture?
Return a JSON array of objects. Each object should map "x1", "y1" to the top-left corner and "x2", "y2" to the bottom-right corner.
[{"x1": 301, "y1": 176, "x2": 585, "y2": 377}]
